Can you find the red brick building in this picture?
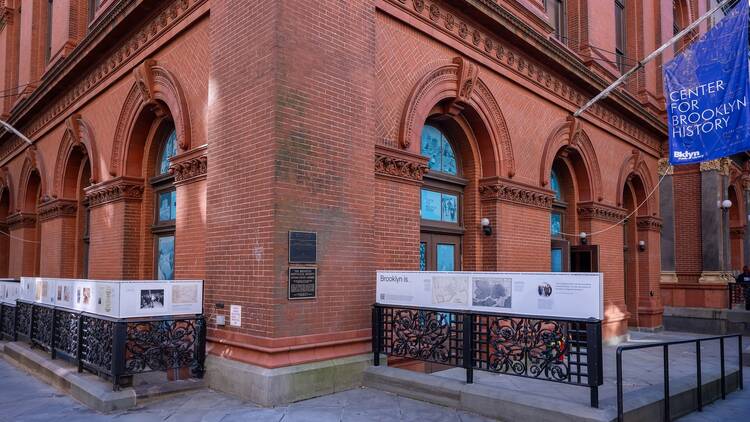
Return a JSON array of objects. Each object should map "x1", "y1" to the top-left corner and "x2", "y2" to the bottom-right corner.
[{"x1": 0, "y1": 0, "x2": 713, "y2": 405}]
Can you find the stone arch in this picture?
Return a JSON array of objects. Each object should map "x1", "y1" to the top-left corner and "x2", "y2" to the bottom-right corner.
[
  {"x1": 0, "y1": 168, "x2": 14, "y2": 214},
  {"x1": 398, "y1": 57, "x2": 515, "y2": 178},
  {"x1": 53, "y1": 114, "x2": 100, "y2": 198},
  {"x1": 615, "y1": 150, "x2": 655, "y2": 215},
  {"x1": 110, "y1": 59, "x2": 192, "y2": 177},
  {"x1": 539, "y1": 117, "x2": 603, "y2": 202},
  {"x1": 17, "y1": 147, "x2": 48, "y2": 211}
]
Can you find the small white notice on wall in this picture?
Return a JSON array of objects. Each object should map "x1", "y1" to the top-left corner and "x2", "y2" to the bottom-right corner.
[{"x1": 230, "y1": 305, "x2": 242, "y2": 327}]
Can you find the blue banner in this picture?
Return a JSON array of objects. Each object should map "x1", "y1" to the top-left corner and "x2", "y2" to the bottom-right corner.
[{"x1": 665, "y1": 0, "x2": 750, "y2": 165}]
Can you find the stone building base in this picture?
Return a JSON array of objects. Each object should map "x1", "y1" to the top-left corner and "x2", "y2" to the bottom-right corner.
[{"x1": 205, "y1": 353, "x2": 374, "y2": 406}]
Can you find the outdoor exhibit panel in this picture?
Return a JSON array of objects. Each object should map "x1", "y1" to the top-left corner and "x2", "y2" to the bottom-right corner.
[
  {"x1": 19, "y1": 278, "x2": 203, "y2": 318},
  {"x1": 376, "y1": 271, "x2": 603, "y2": 320}
]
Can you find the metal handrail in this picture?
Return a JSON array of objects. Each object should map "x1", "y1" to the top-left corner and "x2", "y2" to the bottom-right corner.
[{"x1": 616, "y1": 334, "x2": 744, "y2": 422}]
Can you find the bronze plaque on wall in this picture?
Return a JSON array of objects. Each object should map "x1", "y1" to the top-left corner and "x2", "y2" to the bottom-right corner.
[
  {"x1": 288, "y1": 268, "x2": 316, "y2": 299},
  {"x1": 289, "y1": 231, "x2": 317, "y2": 263}
]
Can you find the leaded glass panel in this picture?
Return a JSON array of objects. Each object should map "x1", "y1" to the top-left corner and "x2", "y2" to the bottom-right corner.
[
  {"x1": 436, "y1": 244, "x2": 455, "y2": 271},
  {"x1": 159, "y1": 130, "x2": 178, "y2": 175},
  {"x1": 420, "y1": 125, "x2": 457, "y2": 175},
  {"x1": 421, "y1": 189, "x2": 442, "y2": 221},
  {"x1": 441, "y1": 194, "x2": 458, "y2": 223},
  {"x1": 550, "y1": 212, "x2": 562, "y2": 237},
  {"x1": 158, "y1": 190, "x2": 177, "y2": 222},
  {"x1": 419, "y1": 242, "x2": 426, "y2": 271},
  {"x1": 157, "y1": 235, "x2": 175, "y2": 280}
]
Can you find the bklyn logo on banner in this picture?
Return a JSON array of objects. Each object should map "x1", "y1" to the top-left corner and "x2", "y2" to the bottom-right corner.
[{"x1": 664, "y1": 0, "x2": 750, "y2": 165}]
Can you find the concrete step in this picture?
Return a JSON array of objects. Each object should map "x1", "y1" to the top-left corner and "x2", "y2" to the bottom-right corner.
[{"x1": 0, "y1": 340, "x2": 205, "y2": 412}]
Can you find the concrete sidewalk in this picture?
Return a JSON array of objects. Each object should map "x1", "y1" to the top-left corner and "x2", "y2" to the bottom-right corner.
[
  {"x1": 676, "y1": 371, "x2": 750, "y2": 421},
  {"x1": 0, "y1": 356, "x2": 494, "y2": 422}
]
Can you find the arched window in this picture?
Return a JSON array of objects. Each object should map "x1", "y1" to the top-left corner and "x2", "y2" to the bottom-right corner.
[
  {"x1": 550, "y1": 165, "x2": 570, "y2": 272},
  {"x1": 151, "y1": 127, "x2": 177, "y2": 280},
  {"x1": 420, "y1": 123, "x2": 464, "y2": 272}
]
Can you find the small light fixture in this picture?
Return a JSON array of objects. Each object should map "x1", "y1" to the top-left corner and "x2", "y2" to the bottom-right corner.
[
  {"x1": 638, "y1": 240, "x2": 646, "y2": 252},
  {"x1": 481, "y1": 218, "x2": 492, "y2": 236},
  {"x1": 718, "y1": 199, "x2": 733, "y2": 209},
  {"x1": 579, "y1": 232, "x2": 588, "y2": 245}
]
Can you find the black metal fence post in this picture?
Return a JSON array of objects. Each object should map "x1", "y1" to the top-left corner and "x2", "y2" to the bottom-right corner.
[
  {"x1": 462, "y1": 313, "x2": 473, "y2": 384},
  {"x1": 50, "y1": 308, "x2": 57, "y2": 360},
  {"x1": 28, "y1": 304, "x2": 35, "y2": 346},
  {"x1": 739, "y1": 336, "x2": 744, "y2": 391},
  {"x1": 616, "y1": 348, "x2": 624, "y2": 422},
  {"x1": 12, "y1": 303, "x2": 18, "y2": 341},
  {"x1": 111, "y1": 321, "x2": 127, "y2": 390},
  {"x1": 696, "y1": 341, "x2": 702, "y2": 411},
  {"x1": 586, "y1": 320, "x2": 602, "y2": 408},
  {"x1": 372, "y1": 306, "x2": 380, "y2": 367},
  {"x1": 76, "y1": 313, "x2": 84, "y2": 373},
  {"x1": 664, "y1": 344, "x2": 670, "y2": 422},
  {"x1": 720, "y1": 337, "x2": 726, "y2": 400},
  {"x1": 194, "y1": 316, "x2": 207, "y2": 378}
]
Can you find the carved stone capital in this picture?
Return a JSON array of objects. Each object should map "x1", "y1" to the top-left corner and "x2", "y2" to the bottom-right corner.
[
  {"x1": 479, "y1": 177, "x2": 554, "y2": 210},
  {"x1": 170, "y1": 145, "x2": 207, "y2": 185},
  {"x1": 700, "y1": 158, "x2": 731, "y2": 176},
  {"x1": 636, "y1": 216, "x2": 663, "y2": 232},
  {"x1": 375, "y1": 145, "x2": 429, "y2": 185},
  {"x1": 37, "y1": 199, "x2": 78, "y2": 222},
  {"x1": 6, "y1": 212, "x2": 37, "y2": 230},
  {"x1": 577, "y1": 202, "x2": 628, "y2": 223},
  {"x1": 84, "y1": 177, "x2": 144, "y2": 208},
  {"x1": 657, "y1": 158, "x2": 673, "y2": 176}
]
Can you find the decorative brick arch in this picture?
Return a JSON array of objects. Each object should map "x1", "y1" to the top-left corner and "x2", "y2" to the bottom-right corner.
[
  {"x1": 615, "y1": 150, "x2": 656, "y2": 215},
  {"x1": 17, "y1": 147, "x2": 48, "y2": 211},
  {"x1": 0, "y1": 167, "x2": 13, "y2": 213},
  {"x1": 53, "y1": 114, "x2": 100, "y2": 198},
  {"x1": 110, "y1": 59, "x2": 192, "y2": 176},
  {"x1": 398, "y1": 57, "x2": 515, "y2": 178},
  {"x1": 539, "y1": 116, "x2": 603, "y2": 202}
]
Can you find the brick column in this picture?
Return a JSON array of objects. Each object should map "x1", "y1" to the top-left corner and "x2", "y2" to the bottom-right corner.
[
  {"x1": 658, "y1": 159, "x2": 677, "y2": 284},
  {"x1": 578, "y1": 202, "x2": 629, "y2": 340},
  {"x1": 170, "y1": 145, "x2": 207, "y2": 280},
  {"x1": 6, "y1": 212, "x2": 38, "y2": 277},
  {"x1": 636, "y1": 216, "x2": 664, "y2": 328},
  {"x1": 37, "y1": 199, "x2": 78, "y2": 277},
  {"x1": 699, "y1": 159, "x2": 731, "y2": 284},
  {"x1": 84, "y1": 177, "x2": 144, "y2": 280},
  {"x1": 478, "y1": 177, "x2": 554, "y2": 272}
]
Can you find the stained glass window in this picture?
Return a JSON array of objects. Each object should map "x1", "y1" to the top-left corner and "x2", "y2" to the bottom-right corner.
[
  {"x1": 157, "y1": 235, "x2": 175, "y2": 280},
  {"x1": 550, "y1": 212, "x2": 562, "y2": 237},
  {"x1": 551, "y1": 248, "x2": 563, "y2": 272},
  {"x1": 421, "y1": 189, "x2": 459, "y2": 223},
  {"x1": 159, "y1": 130, "x2": 178, "y2": 175},
  {"x1": 421, "y1": 125, "x2": 457, "y2": 175},
  {"x1": 550, "y1": 170, "x2": 563, "y2": 201},
  {"x1": 158, "y1": 190, "x2": 177, "y2": 222},
  {"x1": 437, "y1": 244, "x2": 455, "y2": 271},
  {"x1": 419, "y1": 242, "x2": 426, "y2": 271}
]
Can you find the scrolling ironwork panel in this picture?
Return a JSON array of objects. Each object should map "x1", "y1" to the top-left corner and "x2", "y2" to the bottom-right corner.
[
  {"x1": 80, "y1": 315, "x2": 114, "y2": 376},
  {"x1": 16, "y1": 301, "x2": 32, "y2": 340},
  {"x1": 473, "y1": 316, "x2": 589, "y2": 385},
  {"x1": 0, "y1": 304, "x2": 15, "y2": 339},
  {"x1": 124, "y1": 318, "x2": 205, "y2": 377},
  {"x1": 54, "y1": 309, "x2": 80, "y2": 359},
  {"x1": 380, "y1": 307, "x2": 463, "y2": 366},
  {"x1": 31, "y1": 305, "x2": 54, "y2": 351}
]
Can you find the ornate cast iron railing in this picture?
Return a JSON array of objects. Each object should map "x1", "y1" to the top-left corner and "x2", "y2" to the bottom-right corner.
[
  {"x1": 9, "y1": 300, "x2": 205, "y2": 390},
  {"x1": 0, "y1": 303, "x2": 16, "y2": 340},
  {"x1": 728, "y1": 283, "x2": 750, "y2": 308},
  {"x1": 372, "y1": 304, "x2": 603, "y2": 408}
]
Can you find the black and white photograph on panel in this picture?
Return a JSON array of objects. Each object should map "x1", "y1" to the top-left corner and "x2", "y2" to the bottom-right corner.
[{"x1": 140, "y1": 289, "x2": 165, "y2": 309}]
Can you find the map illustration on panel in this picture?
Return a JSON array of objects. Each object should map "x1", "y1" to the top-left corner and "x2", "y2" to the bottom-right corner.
[
  {"x1": 472, "y1": 277, "x2": 512, "y2": 308},
  {"x1": 432, "y1": 276, "x2": 469, "y2": 305}
]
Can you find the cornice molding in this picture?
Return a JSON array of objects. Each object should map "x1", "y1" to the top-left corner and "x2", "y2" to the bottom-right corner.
[
  {"x1": 38, "y1": 199, "x2": 78, "y2": 222},
  {"x1": 0, "y1": 0, "x2": 207, "y2": 153},
  {"x1": 375, "y1": 144, "x2": 429, "y2": 185},
  {"x1": 170, "y1": 144, "x2": 207, "y2": 185},
  {"x1": 657, "y1": 158, "x2": 673, "y2": 176},
  {"x1": 381, "y1": 0, "x2": 664, "y2": 152},
  {"x1": 577, "y1": 201, "x2": 628, "y2": 223},
  {"x1": 699, "y1": 158, "x2": 731, "y2": 176},
  {"x1": 6, "y1": 212, "x2": 37, "y2": 230},
  {"x1": 479, "y1": 177, "x2": 554, "y2": 209},
  {"x1": 84, "y1": 176, "x2": 144, "y2": 208},
  {"x1": 636, "y1": 215, "x2": 663, "y2": 232}
]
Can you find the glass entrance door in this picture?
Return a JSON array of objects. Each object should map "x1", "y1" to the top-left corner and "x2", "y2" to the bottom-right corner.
[{"x1": 420, "y1": 233, "x2": 461, "y2": 271}]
